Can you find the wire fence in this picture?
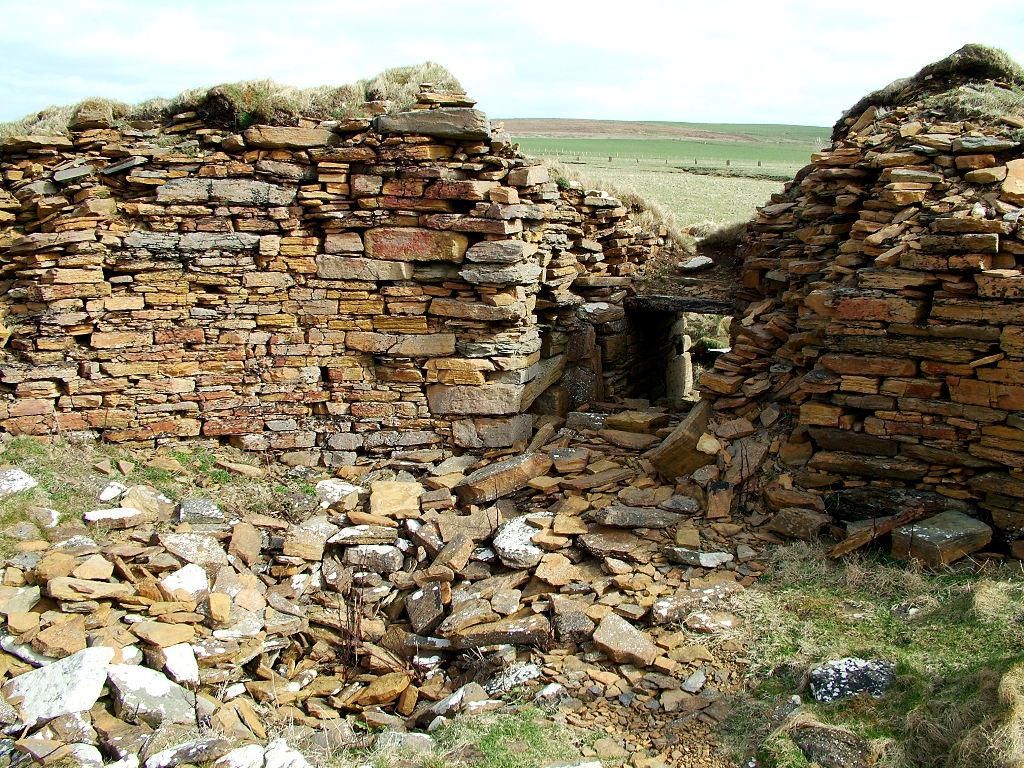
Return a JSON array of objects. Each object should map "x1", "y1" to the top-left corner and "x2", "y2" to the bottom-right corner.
[{"x1": 536, "y1": 148, "x2": 806, "y2": 171}]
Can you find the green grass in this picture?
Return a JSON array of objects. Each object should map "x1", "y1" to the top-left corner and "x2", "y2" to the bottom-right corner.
[
  {"x1": 554, "y1": 162, "x2": 785, "y2": 227},
  {"x1": 316, "y1": 708, "x2": 585, "y2": 768},
  {"x1": 516, "y1": 136, "x2": 818, "y2": 170},
  {"x1": 721, "y1": 542, "x2": 1024, "y2": 768},
  {"x1": 0, "y1": 435, "x2": 317, "y2": 548}
]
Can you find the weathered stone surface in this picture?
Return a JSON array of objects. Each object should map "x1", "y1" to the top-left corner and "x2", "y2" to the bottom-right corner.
[
  {"x1": 645, "y1": 401, "x2": 714, "y2": 481},
  {"x1": 159, "y1": 533, "x2": 229, "y2": 566},
  {"x1": 791, "y1": 725, "x2": 872, "y2": 768},
  {"x1": 453, "y1": 453, "x2": 553, "y2": 504},
  {"x1": 145, "y1": 737, "x2": 233, "y2": 768},
  {"x1": 492, "y1": 516, "x2": 545, "y2": 568},
  {"x1": 450, "y1": 614, "x2": 550, "y2": 648},
  {"x1": 315, "y1": 256, "x2": 413, "y2": 281},
  {"x1": 243, "y1": 125, "x2": 337, "y2": 149},
  {"x1": 48, "y1": 577, "x2": 135, "y2": 601},
  {"x1": 592, "y1": 614, "x2": 658, "y2": 666},
  {"x1": 891, "y1": 510, "x2": 992, "y2": 567},
  {"x1": 0, "y1": 468, "x2": 38, "y2": 496},
  {"x1": 157, "y1": 178, "x2": 295, "y2": 205},
  {"x1": 809, "y1": 658, "x2": 895, "y2": 703},
  {"x1": 1, "y1": 646, "x2": 114, "y2": 728},
  {"x1": 372, "y1": 108, "x2": 490, "y2": 140},
  {"x1": 587, "y1": 504, "x2": 683, "y2": 529},
  {"x1": 107, "y1": 664, "x2": 213, "y2": 726},
  {"x1": 364, "y1": 227, "x2": 468, "y2": 262},
  {"x1": 666, "y1": 548, "x2": 735, "y2": 568}
]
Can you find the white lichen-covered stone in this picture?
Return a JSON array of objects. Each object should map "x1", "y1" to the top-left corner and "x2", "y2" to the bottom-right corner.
[
  {"x1": 492, "y1": 516, "x2": 544, "y2": 569},
  {"x1": 809, "y1": 657, "x2": 896, "y2": 703},
  {"x1": 107, "y1": 663, "x2": 214, "y2": 726},
  {"x1": 162, "y1": 643, "x2": 200, "y2": 685},
  {"x1": 98, "y1": 482, "x2": 128, "y2": 502},
  {"x1": 0, "y1": 468, "x2": 38, "y2": 496},
  {"x1": 263, "y1": 739, "x2": 313, "y2": 768},
  {"x1": 215, "y1": 745, "x2": 266, "y2": 768},
  {"x1": 1, "y1": 646, "x2": 114, "y2": 727},
  {"x1": 159, "y1": 563, "x2": 210, "y2": 601}
]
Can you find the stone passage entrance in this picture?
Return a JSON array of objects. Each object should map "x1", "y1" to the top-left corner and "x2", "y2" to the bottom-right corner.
[{"x1": 624, "y1": 295, "x2": 734, "y2": 407}]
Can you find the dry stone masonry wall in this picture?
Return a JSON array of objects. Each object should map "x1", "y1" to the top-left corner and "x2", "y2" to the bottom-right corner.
[
  {"x1": 706, "y1": 47, "x2": 1024, "y2": 542},
  {"x1": 0, "y1": 89, "x2": 673, "y2": 465}
]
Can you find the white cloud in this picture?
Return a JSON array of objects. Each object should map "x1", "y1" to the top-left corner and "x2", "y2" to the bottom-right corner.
[{"x1": 1, "y1": 0, "x2": 1022, "y2": 126}]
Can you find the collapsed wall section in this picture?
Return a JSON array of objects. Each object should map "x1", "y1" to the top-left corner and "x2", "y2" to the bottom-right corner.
[
  {"x1": 0, "y1": 98, "x2": 672, "y2": 464},
  {"x1": 703, "y1": 47, "x2": 1024, "y2": 537}
]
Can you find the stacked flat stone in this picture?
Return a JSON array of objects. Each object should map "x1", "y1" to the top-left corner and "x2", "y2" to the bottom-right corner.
[
  {"x1": 702, "y1": 57, "x2": 1024, "y2": 539},
  {"x1": 0, "y1": 96, "x2": 671, "y2": 465}
]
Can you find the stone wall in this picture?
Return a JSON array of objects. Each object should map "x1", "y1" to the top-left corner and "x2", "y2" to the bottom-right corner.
[
  {"x1": 703, "y1": 49, "x2": 1024, "y2": 538},
  {"x1": 0, "y1": 90, "x2": 674, "y2": 464}
]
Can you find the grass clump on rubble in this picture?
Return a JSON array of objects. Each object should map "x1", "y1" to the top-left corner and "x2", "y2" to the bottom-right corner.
[
  {"x1": 719, "y1": 541, "x2": 1024, "y2": 768},
  {"x1": 0, "y1": 434, "x2": 318, "y2": 555},
  {"x1": 835, "y1": 43, "x2": 1024, "y2": 139},
  {"x1": 0, "y1": 61, "x2": 462, "y2": 139}
]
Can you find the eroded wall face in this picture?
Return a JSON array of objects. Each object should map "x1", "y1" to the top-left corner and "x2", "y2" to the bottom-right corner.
[
  {"x1": 704, "y1": 101, "x2": 1024, "y2": 534},
  {"x1": 0, "y1": 109, "x2": 668, "y2": 463}
]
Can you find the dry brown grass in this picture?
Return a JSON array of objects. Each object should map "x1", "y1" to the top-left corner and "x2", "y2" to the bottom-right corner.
[
  {"x1": 0, "y1": 62, "x2": 462, "y2": 138},
  {"x1": 550, "y1": 161, "x2": 695, "y2": 253}
]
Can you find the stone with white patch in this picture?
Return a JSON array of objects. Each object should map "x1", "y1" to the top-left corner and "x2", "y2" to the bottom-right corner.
[{"x1": 1, "y1": 646, "x2": 114, "y2": 728}]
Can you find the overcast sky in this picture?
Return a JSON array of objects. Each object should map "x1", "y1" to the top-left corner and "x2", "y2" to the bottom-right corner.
[{"x1": 2, "y1": 0, "x2": 1023, "y2": 127}]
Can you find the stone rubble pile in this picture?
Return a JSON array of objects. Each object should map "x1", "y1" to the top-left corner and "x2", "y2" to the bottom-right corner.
[
  {"x1": 0, "y1": 402, "x2": 772, "y2": 767},
  {"x1": 0, "y1": 85, "x2": 677, "y2": 467},
  {"x1": 702, "y1": 49, "x2": 1024, "y2": 555}
]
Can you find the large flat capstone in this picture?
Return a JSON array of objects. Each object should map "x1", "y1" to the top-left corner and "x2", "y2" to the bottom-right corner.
[
  {"x1": 372, "y1": 108, "x2": 491, "y2": 140},
  {"x1": 157, "y1": 178, "x2": 296, "y2": 206}
]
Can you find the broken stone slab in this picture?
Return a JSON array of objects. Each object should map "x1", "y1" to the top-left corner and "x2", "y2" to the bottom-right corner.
[
  {"x1": 450, "y1": 614, "x2": 551, "y2": 649},
  {"x1": 891, "y1": 510, "x2": 992, "y2": 567},
  {"x1": 586, "y1": 504, "x2": 683, "y2": 529},
  {"x1": 790, "y1": 724, "x2": 872, "y2": 768},
  {"x1": 406, "y1": 583, "x2": 446, "y2": 635},
  {"x1": 342, "y1": 544, "x2": 404, "y2": 572},
  {"x1": 767, "y1": 507, "x2": 832, "y2": 540},
  {"x1": 372, "y1": 108, "x2": 490, "y2": 140},
  {"x1": 645, "y1": 400, "x2": 714, "y2": 481},
  {"x1": 578, "y1": 528, "x2": 645, "y2": 561},
  {"x1": 649, "y1": 582, "x2": 741, "y2": 625},
  {"x1": 666, "y1": 548, "x2": 735, "y2": 568},
  {"x1": 159, "y1": 563, "x2": 210, "y2": 602},
  {"x1": 178, "y1": 498, "x2": 225, "y2": 525},
  {"x1": 453, "y1": 453, "x2": 553, "y2": 505},
  {"x1": 145, "y1": 737, "x2": 233, "y2": 768},
  {"x1": 592, "y1": 614, "x2": 658, "y2": 666},
  {"x1": 158, "y1": 533, "x2": 229, "y2": 566},
  {"x1": 47, "y1": 577, "x2": 135, "y2": 601},
  {"x1": 83, "y1": 506, "x2": 157, "y2": 529},
  {"x1": 809, "y1": 658, "x2": 895, "y2": 703},
  {"x1": 1, "y1": 646, "x2": 114, "y2": 728},
  {"x1": 369, "y1": 481, "x2": 422, "y2": 518},
  {"x1": 0, "y1": 585, "x2": 40, "y2": 615},
  {"x1": 107, "y1": 664, "x2": 215, "y2": 726}
]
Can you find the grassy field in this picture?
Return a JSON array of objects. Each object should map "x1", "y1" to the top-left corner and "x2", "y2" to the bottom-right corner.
[{"x1": 508, "y1": 118, "x2": 829, "y2": 227}]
